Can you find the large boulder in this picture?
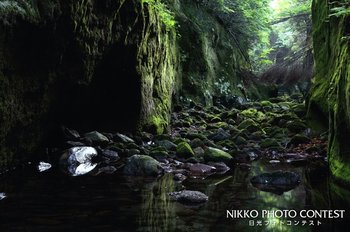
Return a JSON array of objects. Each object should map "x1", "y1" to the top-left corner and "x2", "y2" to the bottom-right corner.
[{"x1": 123, "y1": 155, "x2": 162, "y2": 177}]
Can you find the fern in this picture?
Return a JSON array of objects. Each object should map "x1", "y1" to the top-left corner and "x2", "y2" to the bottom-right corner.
[
  {"x1": 329, "y1": 6, "x2": 350, "y2": 18},
  {"x1": 142, "y1": 0, "x2": 176, "y2": 30}
]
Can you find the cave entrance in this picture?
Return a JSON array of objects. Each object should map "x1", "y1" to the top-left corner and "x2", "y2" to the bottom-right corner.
[{"x1": 90, "y1": 44, "x2": 142, "y2": 132}]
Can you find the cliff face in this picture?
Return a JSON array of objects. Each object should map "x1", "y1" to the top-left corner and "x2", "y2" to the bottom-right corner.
[
  {"x1": 173, "y1": 0, "x2": 249, "y2": 105},
  {"x1": 309, "y1": 0, "x2": 350, "y2": 184},
  {"x1": 0, "y1": 0, "x2": 179, "y2": 169}
]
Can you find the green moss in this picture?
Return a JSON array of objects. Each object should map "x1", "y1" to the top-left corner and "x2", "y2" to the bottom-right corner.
[
  {"x1": 309, "y1": 0, "x2": 350, "y2": 184},
  {"x1": 241, "y1": 108, "x2": 266, "y2": 121},
  {"x1": 203, "y1": 147, "x2": 233, "y2": 163},
  {"x1": 176, "y1": 142, "x2": 194, "y2": 158},
  {"x1": 142, "y1": 0, "x2": 176, "y2": 30},
  {"x1": 260, "y1": 138, "x2": 281, "y2": 149},
  {"x1": 237, "y1": 118, "x2": 259, "y2": 130}
]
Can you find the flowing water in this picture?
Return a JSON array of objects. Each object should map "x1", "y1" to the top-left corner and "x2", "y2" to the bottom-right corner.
[{"x1": 0, "y1": 159, "x2": 349, "y2": 232}]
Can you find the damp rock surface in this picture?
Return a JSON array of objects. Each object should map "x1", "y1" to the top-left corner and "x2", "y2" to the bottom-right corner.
[{"x1": 169, "y1": 190, "x2": 209, "y2": 204}]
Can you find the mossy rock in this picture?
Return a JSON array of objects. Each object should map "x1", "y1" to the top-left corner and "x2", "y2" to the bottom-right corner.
[
  {"x1": 182, "y1": 133, "x2": 207, "y2": 140},
  {"x1": 123, "y1": 155, "x2": 161, "y2": 176},
  {"x1": 288, "y1": 134, "x2": 311, "y2": 146},
  {"x1": 149, "y1": 150, "x2": 169, "y2": 159},
  {"x1": 217, "y1": 139, "x2": 237, "y2": 149},
  {"x1": 190, "y1": 138, "x2": 205, "y2": 148},
  {"x1": 235, "y1": 136, "x2": 247, "y2": 145},
  {"x1": 204, "y1": 147, "x2": 233, "y2": 163},
  {"x1": 286, "y1": 120, "x2": 307, "y2": 133},
  {"x1": 220, "y1": 109, "x2": 239, "y2": 120},
  {"x1": 237, "y1": 119, "x2": 260, "y2": 132},
  {"x1": 176, "y1": 142, "x2": 194, "y2": 158},
  {"x1": 261, "y1": 100, "x2": 274, "y2": 107},
  {"x1": 292, "y1": 104, "x2": 306, "y2": 118},
  {"x1": 240, "y1": 108, "x2": 265, "y2": 121},
  {"x1": 206, "y1": 122, "x2": 229, "y2": 130},
  {"x1": 260, "y1": 138, "x2": 281, "y2": 149},
  {"x1": 278, "y1": 102, "x2": 293, "y2": 111},
  {"x1": 208, "y1": 115, "x2": 222, "y2": 123},
  {"x1": 173, "y1": 138, "x2": 190, "y2": 145}
]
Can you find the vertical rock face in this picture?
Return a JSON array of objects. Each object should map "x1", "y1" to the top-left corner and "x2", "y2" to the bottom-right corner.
[
  {"x1": 173, "y1": 0, "x2": 249, "y2": 105},
  {"x1": 0, "y1": 0, "x2": 179, "y2": 169},
  {"x1": 309, "y1": 0, "x2": 350, "y2": 184}
]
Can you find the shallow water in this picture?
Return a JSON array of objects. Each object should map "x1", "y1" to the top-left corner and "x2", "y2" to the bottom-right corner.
[{"x1": 0, "y1": 160, "x2": 349, "y2": 232}]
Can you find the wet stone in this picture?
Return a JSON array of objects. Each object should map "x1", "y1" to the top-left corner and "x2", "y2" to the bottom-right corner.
[
  {"x1": 176, "y1": 142, "x2": 195, "y2": 158},
  {"x1": 62, "y1": 127, "x2": 80, "y2": 140},
  {"x1": 169, "y1": 190, "x2": 208, "y2": 204},
  {"x1": 204, "y1": 147, "x2": 233, "y2": 163},
  {"x1": 208, "y1": 128, "x2": 231, "y2": 142},
  {"x1": 208, "y1": 162, "x2": 230, "y2": 174},
  {"x1": 83, "y1": 131, "x2": 109, "y2": 145},
  {"x1": 155, "y1": 140, "x2": 177, "y2": 151},
  {"x1": 123, "y1": 155, "x2": 162, "y2": 177},
  {"x1": 251, "y1": 171, "x2": 301, "y2": 195},
  {"x1": 65, "y1": 141, "x2": 85, "y2": 147},
  {"x1": 113, "y1": 133, "x2": 135, "y2": 143},
  {"x1": 188, "y1": 163, "x2": 216, "y2": 176},
  {"x1": 101, "y1": 149, "x2": 120, "y2": 163},
  {"x1": 174, "y1": 173, "x2": 187, "y2": 182}
]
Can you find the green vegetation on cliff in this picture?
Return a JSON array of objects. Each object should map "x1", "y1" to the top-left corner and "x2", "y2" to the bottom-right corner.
[{"x1": 309, "y1": 0, "x2": 350, "y2": 184}]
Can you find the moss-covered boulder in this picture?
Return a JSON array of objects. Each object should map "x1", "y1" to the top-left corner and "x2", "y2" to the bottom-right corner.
[
  {"x1": 241, "y1": 108, "x2": 266, "y2": 121},
  {"x1": 176, "y1": 142, "x2": 194, "y2": 158},
  {"x1": 203, "y1": 147, "x2": 233, "y2": 163},
  {"x1": 237, "y1": 119, "x2": 260, "y2": 132},
  {"x1": 124, "y1": 155, "x2": 162, "y2": 176}
]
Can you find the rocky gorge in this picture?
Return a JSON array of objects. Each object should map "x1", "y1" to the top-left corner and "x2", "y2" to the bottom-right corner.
[{"x1": 1, "y1": 0, "x2": 350, "y2": 231}]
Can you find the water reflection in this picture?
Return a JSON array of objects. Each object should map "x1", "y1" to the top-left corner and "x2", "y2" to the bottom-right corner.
[
  {"x1": 0, "y1": 160, "x2": 349, "y2": 231},
  {"x1": 138, "y1": 173, "x2": 176, "y2": 232}
]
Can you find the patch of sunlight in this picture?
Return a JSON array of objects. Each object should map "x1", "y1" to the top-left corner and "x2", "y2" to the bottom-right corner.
[{"x1": 269, "y1": 0, "x2": 292, "y2": 17}]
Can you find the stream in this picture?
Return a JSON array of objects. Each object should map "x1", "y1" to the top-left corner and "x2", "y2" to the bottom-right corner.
[
  {"x1": 1, "y1": 98, "x2": 350, "y2": 231},
  {"x1": 0, "y1": 159, "x2": 349, "y2": 232}
]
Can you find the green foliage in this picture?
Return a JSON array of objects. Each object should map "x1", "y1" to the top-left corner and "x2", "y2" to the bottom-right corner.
[
  {"x1": 142, "y1": 0, "x2": 176, "y2": 30},
  {"x1": 329, "y1": 6, "x2": 350, "y2": 18}
]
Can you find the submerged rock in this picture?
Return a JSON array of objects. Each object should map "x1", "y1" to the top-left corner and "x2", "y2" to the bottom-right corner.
[
  {"x1": 251, "y1": 171, "x2": 301, "y2": 195},
  {"x1": 60, "y1": 146, "x2": 98, "y2": 176},
  {"x1": 123, "y1": 155, "x2": 161, "y2": 176},
  {"x1": 169, "y1": 190, "x2": 208, "y2": 204}
]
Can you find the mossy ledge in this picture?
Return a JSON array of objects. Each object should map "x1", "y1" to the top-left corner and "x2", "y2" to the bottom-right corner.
[{"x1": 309, "y1": 0, "x2": 350, "y2": 184}]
